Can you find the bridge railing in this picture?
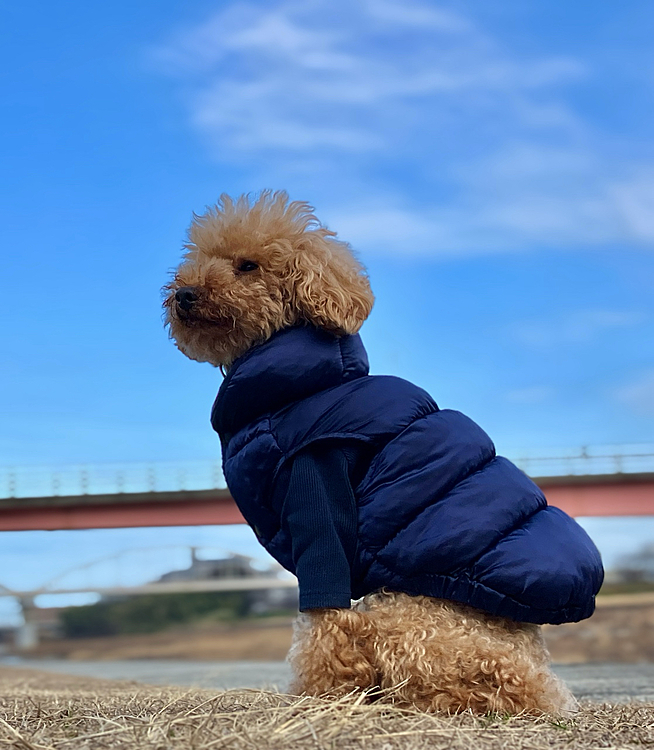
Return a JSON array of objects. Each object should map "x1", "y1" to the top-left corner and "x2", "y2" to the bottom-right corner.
[
  {"x1": 510, "y1": 444, "x2": 654, "y2": 480},
  {"x1": 1, "y1": 445, "x2": 653, "y2": 500},
  {"x1": 0, "y1": 460, "x2": 226, "y2": 500}
]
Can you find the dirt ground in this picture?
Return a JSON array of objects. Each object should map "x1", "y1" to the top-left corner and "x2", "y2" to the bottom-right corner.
[
  {"x1": 544, "y1": 595, "x2": 654, "y2": 663},
  {"x1": 23, "y1": 597, "x2": 654, "y2": 664},
  {"x1": 0, "y1": 667, "x2": 653, "y2": 750},
  {"x1": 27, "y1": 617, "x2": 295, "y2": 661}
]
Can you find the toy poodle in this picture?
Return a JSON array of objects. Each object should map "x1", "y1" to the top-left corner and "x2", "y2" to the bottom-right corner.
[{"x1": 163, "y1": 190, "x2": 603, "y2": 714}]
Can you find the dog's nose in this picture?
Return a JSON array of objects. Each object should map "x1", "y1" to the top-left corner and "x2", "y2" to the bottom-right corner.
[{"x1": 175, "y1": 287, "x2": 199, "y2": 311}]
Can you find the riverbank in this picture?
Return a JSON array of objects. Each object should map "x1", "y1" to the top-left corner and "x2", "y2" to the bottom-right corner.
[{"x1": 15, "y1": 595, "x2": 654, "y2": 664}]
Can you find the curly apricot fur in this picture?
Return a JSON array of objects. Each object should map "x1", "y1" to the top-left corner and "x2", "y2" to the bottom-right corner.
[
  {"x1": 290, "y1": 593, "x2": 576, "y2": 716},
  {"x1": 163, "y1": 190, "x2": 373, "y2": 367}
]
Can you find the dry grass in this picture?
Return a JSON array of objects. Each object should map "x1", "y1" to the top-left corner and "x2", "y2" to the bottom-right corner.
[{"x1": 1, "y1": 668, "x2": 653, "y2": 750}]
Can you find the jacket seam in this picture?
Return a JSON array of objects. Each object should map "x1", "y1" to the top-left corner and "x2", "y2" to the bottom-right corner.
[
  {"x1": 272, "y1": 432, "x2": 376, "y2": 478},
  {"x1": 468, "y1": 498, "x2": 546, "y2": 575},
  {"x1": 356, "y1": 406, "x2": 444, "y2": 499},
  {"x1": 336, "y1": 336, "x2": 345, "y2": 375},
  {"x1": 266, "y1": 432, "x2": 373, "y2": 549},
  {"x1": 225, "y1": 418, "x2": 276, "y2": 458},
  {"x1": 370, "y1": 501, "x2": 544, "y2": 589},
  {"x1": 373, "y1": 452, "x2": 497, "y2": 556},
  {"x1": 266, "y1": 411, "x2": 446, "y2": 554}
]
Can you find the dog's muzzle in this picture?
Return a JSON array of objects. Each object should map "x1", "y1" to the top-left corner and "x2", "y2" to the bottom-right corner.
[{"x1": 175, "y1": 287, "x2": 199, "y2": 312}]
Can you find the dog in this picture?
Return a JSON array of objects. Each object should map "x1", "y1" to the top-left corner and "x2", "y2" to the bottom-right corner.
[{"x1": 163, "y1": 190, "x2": 603, "y2": 714}]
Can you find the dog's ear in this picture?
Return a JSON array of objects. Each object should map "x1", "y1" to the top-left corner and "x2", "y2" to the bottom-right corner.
[{"x1": 286, "y1": 232, "x2": 374, "y2": 335}]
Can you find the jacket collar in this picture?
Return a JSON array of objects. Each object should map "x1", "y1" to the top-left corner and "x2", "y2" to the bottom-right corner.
[{"x1": 211, "y1": 326, "x2": 369, "y2": 441}]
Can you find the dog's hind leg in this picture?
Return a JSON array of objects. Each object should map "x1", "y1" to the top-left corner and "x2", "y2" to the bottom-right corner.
[
  {"x1": 363, "y1": 591, "x2": 576, "y2": 715},
  {"x1": 287, "y1": 608, "x2": 379, "y2": 697}
]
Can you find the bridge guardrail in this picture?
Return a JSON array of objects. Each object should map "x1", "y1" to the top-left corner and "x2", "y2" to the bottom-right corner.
[
  {"x1": 510, "y1": 444, "x2": 654, "y2": 480},
  {"x1": 1, "y1": 445, "x2": 654, "y2": 500},
  {"x1": 0, "y1": 460, "x2": 226, "y2": 500}
]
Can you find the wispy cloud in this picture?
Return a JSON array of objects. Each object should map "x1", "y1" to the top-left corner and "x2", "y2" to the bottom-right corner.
[
  {"x1": 510, "y1": 310, "x2": 645, "y2": 348},
  {"x1": 151, "y1": 0, "x2": 654, "y2": 255},
  {"x1": 615, "y1": 370, "x2": 654, "y2": 416},
  {"x1": 152, "y1": 0, "x2": 580, "y2": 154},
  {"x1": 610, "y1": 174, "x2": 654, "y2": 243}
]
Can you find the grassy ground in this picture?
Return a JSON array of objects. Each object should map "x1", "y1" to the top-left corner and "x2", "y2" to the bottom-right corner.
[{"x1": 1, "y1": 668, "x2": 653, "y2": 750}]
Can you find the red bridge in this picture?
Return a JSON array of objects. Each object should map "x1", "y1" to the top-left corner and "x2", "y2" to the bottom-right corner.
[{"x1": 1, "y1": 448, "x2": 653, "y2": 531}]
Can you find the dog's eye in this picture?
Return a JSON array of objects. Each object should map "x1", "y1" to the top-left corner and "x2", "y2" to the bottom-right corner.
[{"x1": 237, "y1": 260, "x2": 259, "y2": 273}]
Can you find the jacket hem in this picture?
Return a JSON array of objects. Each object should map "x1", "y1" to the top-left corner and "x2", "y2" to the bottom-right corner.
[{"x1": 356, "y1": 563, "x2": 596, "y2": 625}]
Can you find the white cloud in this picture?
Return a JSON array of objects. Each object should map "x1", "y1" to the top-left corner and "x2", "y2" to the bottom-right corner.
[
  {"x1": 362, "y1": 0, "x2": 471, "y2": 31},
  {"x1": 510, "y1": 310, "x2": 646, "y2": 348},
  {"x1": 325, "y1": 203, "x2": 512, "y2": 255},
  {"x1": 611, "y1": 175, "x2": 654, "y2": 242},
  {"x1": 615, "y1": 370, "x2": 654, "y2": 416},
  {"x1": 152, "y1": 0, "x2": 584, "y2": 155},
  {"x1": 150, "y1": 0, "x2": 654, "y2": 255},
  {"x1": 327, "y1": 207, "x2": 446, "y2": 252}
]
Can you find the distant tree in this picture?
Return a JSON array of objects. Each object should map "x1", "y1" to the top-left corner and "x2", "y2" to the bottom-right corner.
[
  {"x1": 60, "y1": 601, "x2": 117, "y2": 638},
  {"x1": 59, "y1": 591, "x2": 253, "y2": 638},
  {"x1": 613, "y1": 542, "x2": 654, "y2": 583}
]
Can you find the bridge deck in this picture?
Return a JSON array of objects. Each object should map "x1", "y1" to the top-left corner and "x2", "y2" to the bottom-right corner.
[{"x1": 0, "y1": 474, "x2": 652, "y2": 530}]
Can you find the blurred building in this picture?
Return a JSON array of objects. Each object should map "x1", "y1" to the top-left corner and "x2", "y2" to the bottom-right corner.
[
  {"x1": 155, "y1": 549, "x2": 298, "y2": 614},
  {"x1": 158, "y1": 550, "x2": 260, "y2": 582}
]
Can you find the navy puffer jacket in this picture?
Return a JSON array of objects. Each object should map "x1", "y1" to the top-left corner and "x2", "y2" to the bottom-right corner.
[{"x1": 211, "y1": 326, "x2": 603, "y2": 625}]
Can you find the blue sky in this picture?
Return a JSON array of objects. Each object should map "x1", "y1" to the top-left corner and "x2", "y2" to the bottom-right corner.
[{"x1": 1, "y1": 1, "x2": 653, "y2": 624}]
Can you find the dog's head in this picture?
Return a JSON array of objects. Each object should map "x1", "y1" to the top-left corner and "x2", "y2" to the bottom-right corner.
[{"x1": 163, "y1": 191, "x2": 374, "y2": 367}]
